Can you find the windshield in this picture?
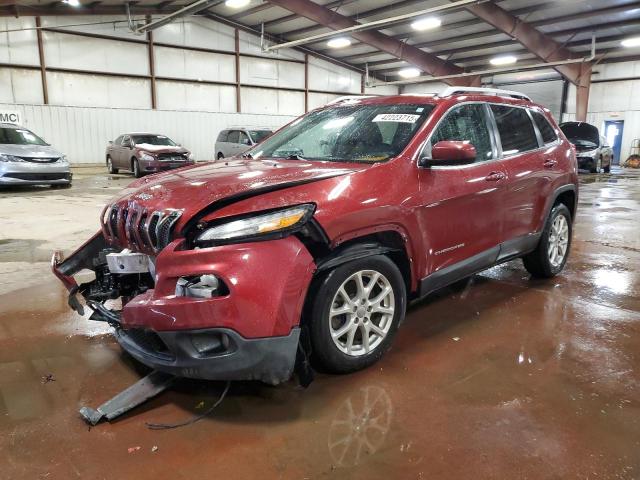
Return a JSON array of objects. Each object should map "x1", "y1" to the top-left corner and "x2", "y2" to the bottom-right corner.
[
  {"x1": 560, "y1": 122, "x2": 599, "y2": 148},
  {"x1": 132, "y1": 135, "x2": 176, "y2": 146},
  {"x1": 0, "y1": 127, "x2": 48, "y2": 146},
  {"x1": 249, "y1": 130, "x2": 272, "y2": 144},
  {"x1": 248, "y1": 103, "x2": 435, "y2": 163}
]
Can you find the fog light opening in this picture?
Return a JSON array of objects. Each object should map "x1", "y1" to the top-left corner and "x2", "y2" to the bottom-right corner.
[
  {"x1": 191, "y1": 332, "x2": 229, "y2": 356},
  {"x1": 175, "y1": 274, "x2": 228, "y2": 298}
]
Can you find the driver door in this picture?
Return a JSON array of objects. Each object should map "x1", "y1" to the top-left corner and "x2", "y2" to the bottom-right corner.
[{"x1": 416, "y1": 103, "x2": 508, "y2": 292}]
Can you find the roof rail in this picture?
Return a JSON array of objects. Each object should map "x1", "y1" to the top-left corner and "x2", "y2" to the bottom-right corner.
[{"x1": 438, "y1": 86, "x2": 531, "y2": 101}]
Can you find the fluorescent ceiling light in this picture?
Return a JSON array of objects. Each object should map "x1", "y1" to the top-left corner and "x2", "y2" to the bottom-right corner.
[
  {"x1": 327, "y1": 37, "x2": 352, "y2": 49},
  {"x1": 398, "y1": 68, "x2": 421, "y2": 78},
  {"x1": 225, "y1": 0, "x2": 250, "y2": 8},
  {"x1": 621, "y1": 36, "x2": 640, "y2": 48},
  {"x1": 411, "y1": 17, "x2": 442, "y2": 31},
  {"x1": 62, "y1": 0, "x2": 81, "y2": 6},
  {"x1": 490, "y1": 55, "x2": 517, "y2": 66}
]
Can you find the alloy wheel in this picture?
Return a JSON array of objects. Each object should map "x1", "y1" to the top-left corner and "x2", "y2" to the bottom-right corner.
[
  {"x1": 548, "y1": 214, "x2": 569, "y2": 267},
  {"x1": 329, "y1": 270, "x2": 395, "y2": 357}
]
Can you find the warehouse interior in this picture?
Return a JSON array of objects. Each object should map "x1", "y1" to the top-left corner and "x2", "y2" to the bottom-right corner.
[{"x1": 1, "y1": 0, "x2": 639, "y2": 478}]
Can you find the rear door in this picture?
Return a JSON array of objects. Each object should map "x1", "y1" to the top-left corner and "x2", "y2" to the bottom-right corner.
[
  {"x1": 416, "y1": 103, "x2": 508, "y2": 288},
  {"x1": 494, "y1": 106, "x2": 560, "y2": 249}
]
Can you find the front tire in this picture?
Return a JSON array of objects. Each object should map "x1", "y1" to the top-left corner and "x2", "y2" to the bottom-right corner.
[
  {"x1": 217, "y1": 152, "x2": 224, "y2": 161},
  {"x1": 307, "y1": 255, "x2": 406, "y2": 374},
  {"x1": 132, "y1": 158, "x2": 142, "y2": 178},
  {"x1": 107, "y1": 156, "x2": 118, "y2": 174},
  {"x1": 523, "y1": 203, "x2": 572, "y2": 278}
]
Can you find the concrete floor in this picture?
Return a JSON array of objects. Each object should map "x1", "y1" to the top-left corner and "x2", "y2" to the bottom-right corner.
[{"x1": 1, "y1": 167, "x2": 639, "y2": 479}]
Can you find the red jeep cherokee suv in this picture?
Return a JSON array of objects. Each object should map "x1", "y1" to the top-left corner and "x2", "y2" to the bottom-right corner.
[{"x1": 53, "y1": 87, "x2": 578, "y2": 384}]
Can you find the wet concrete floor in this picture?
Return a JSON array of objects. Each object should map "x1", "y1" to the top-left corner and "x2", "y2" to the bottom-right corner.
[{"x1": 0, "y1": 168, "x2": 639, "y2": 479}]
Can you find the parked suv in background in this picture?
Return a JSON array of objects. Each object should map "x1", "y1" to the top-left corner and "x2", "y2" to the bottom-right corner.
[
  {"x1": 106, "y1": 133, "x2": 194, "y2": 178},
  {"x1": 54, "y1": 88, "x2": 577, "y2": 385},
  {"x1": 215, "y1": 128, "x2": 272, "y2": 160},
  {"x1": 0, "y1": 123, "x2": 71, "y2": 188},
  {"x1": 560, "y1": 121, "x2": 611, "y2": 173}
]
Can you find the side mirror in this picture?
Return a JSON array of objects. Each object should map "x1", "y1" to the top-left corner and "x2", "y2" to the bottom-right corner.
[
  {"x1": 108, "y1": 140, "x2": 113, "y2": 144},
  {"x1": 420, "y1": 141, "x2": 476, "y2": 167}
]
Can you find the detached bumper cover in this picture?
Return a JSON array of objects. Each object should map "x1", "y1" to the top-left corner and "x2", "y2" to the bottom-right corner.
[{"x1": 116, "y1": 326, "x2": 300, "y2": 385}]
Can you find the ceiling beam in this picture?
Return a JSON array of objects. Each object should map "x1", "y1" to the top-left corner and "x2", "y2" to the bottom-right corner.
[
  {"x1": 265, "y1": 0, "x2": 477, "y2": 86},
  {"x1": 0, "y1": 3, "x2": 186, "y2": 16}
]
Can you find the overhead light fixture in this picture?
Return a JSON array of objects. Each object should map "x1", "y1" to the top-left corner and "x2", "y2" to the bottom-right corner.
[
  {"x1": 398, "y1": 68, "x2": 421, "y2": 78},
  {"x1": 327, "y1": 37, "x2": 351, "y2": 49},
  {"x1": 621, "y1": 36, "x2": 640, "y2": 48},
  {"x1": 490, "y1": 55, "x2": 517, "y2": 66},
  {"x1": 225, "y1": 0, "x2": 250, "y2": 8},
  {"x1": 411, "y1": 17, "x2": 442, "y2": 31},
  {"x1": 62, "y1": 0, "x2": 81, "y2": 6}
]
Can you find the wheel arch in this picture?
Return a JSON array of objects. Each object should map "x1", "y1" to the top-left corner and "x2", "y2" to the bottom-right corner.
[{"x1": 552, "y1": 184, "x2": 577, "y2": 220}]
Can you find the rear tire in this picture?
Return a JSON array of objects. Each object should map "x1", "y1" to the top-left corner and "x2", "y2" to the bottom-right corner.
[
  {"x1": 523, "y1": 203, "x2": 572, "y2": 278},
  {"x1": 132, "y1": 158, "x2": 142, "y2": 178},
  {"x1": 217, "y1": 152, "x2": 224, "y2": 160},
  {"x1": 107, "y1": 156, "x2": 118, "y2": 174},
  {"x1": 307, "y1": 255, "x2": 406, "y2": 374},
  {"x1": 603, "y1": 162, "x2": 611, "y2": 173}
]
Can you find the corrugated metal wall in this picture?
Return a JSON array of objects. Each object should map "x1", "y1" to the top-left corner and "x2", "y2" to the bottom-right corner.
[{"x1": 0, "y1": 103, "x2": 295, "y2": 164}]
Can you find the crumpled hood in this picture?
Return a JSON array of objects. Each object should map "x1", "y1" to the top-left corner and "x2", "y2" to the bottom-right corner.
[
  {"x1": 110, "y1": 158, "x2": 359, "y2": 232},
  {"x1": 135, "y1": 144, "x2": 189, "y2": 154},
  {"x1": 0, "y1": 143, "x2": 64, "y2": 158}
]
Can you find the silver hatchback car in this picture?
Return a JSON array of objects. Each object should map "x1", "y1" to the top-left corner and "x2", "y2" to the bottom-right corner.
[
  {"x1": 0, "y1": 123, "x2": 71, "y2": 187},
  {"x1": 215, "y1": 127, "x2": 273, "y2": 160}
]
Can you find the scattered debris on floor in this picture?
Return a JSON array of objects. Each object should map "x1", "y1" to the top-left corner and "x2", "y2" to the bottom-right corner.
[
  {"x1": 151, "y1": 446, "x2": 159, "y2": 453},
  {"x1": 127, "y1": 446, "x2": 141, "y2": 454},
  {"x1": 452, "y1": 337, "x2": 460, "y2": 342},
  {"x1": 41, "y1": 373, "x2": 56, "y2": 384}
]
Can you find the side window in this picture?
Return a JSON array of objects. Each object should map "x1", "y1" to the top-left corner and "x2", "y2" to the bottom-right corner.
[
  {"x1": 531, "y1": 111, "x2": 557, "y2": 144},
  {"x1": 227, "y1": 130, "x2": 240, "y2": 143},
  {"x1": 429, "y1": 104, "x2": 493, "y2": 162},
  {"x1": 115, "y1": 135, "x2": 123, "y2": 145},
  {"x1": 491, "y1": 105, "x2": 539, "y2": 155},
  {"x1": 217, "y1": 130, "x2": 228, "y2": 142},
  {"x1": 122, "y1": 135, "x2": 131, "y2": 147},
  {"x1": 238, "y1": 131, "x2": 250, "y2": 145}
]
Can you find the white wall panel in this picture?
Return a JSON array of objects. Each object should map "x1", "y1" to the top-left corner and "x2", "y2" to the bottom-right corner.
[
  {"x1": 241, "y1": 87, "x2": 304, "y2": 116},
  {"x1": 0, "y1": 68, "x2": 43, "y2": 104},
  {"x1": 402, "y1": 82, "x2": 448, "y2": 94},
  {"x1": 0, "y1": 17, "x2": 40, "y2": 66},
  {"x1": 43, "y1": 31, "x2": 149, "y2": 75},
  {"x1": 156, "y1": 80, "x2": 236, "y2": 113},
  {"x1": 154, "y1": 46, "x2": 235, "y2": 82},
  {"x1": 307, "y1": 92, "x2": 343, "y2": 110},
  {"x1": 46, "y1": 72, "x2": 151, "y2": 109},
  {"x1": 364, "y1": 84, "x2": 399, "y2": 96},
  {"x1": 239, "y1": 30, "x2": 304, "y2": 61},
  {"x1": 40, "y1": 15, "x2": 144, "y2": 41},
  {"x1": 308, "y1": 57, "x2": 361, "y2": 94},
  {"x1": 153, "y1": 17, "x2": 234, "y2": 52},
  {"x1": 0, "y1": 102, "x2": 294, "y2": 164},
  {"x1": 239, "y1": 57, "x2": 304, "y2": 89}
]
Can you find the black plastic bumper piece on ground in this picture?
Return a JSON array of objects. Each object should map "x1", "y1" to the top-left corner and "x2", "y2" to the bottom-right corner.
[
  {"x1": 79, "y1": 370, "x2": 175, "y2": 426},
  {"x1": 115, "y1": 327, "x2": 301, "y2": 385}
]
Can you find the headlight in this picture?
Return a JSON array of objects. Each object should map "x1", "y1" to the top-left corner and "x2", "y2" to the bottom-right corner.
[
  {"x1": 59, "y1": 155, "x2": 69, "y2": 164},
  {"x1": 579, "y1": 149, "x2": 598, "y2": 158},
  {"x1": 0, "y1": 154, "x2": 24, "y2": 162},
  {"x1": 188, "y1": 152, "x2": 195, "y2": 162},
  {"x1": 195, "y1": 204, "x2": 315, "y2": 246},
  {"x1": 139, "y1": 152, "x2": 155, "y2": 161}
]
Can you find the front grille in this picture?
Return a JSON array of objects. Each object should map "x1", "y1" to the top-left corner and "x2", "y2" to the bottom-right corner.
[
  {"x1": 21, "y1": 157, "x2": 60, "y2": 164},
  {"x1": 157, "y1": 153, "x2": 186, "y2": 162},
  {"x1": 124, "y1": 328, "x2": 173, "y2": 360},
  {"x1": 102, "y1": 202, "x2": 181, "y2": 253},
  {"x1": 3, "y1": 172, "x2": 70, "y2": 181}
]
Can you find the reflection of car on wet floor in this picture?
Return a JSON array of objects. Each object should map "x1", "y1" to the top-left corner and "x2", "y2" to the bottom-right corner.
[
  {"x1": 0, "y1": 123, "x2": 72, "y2": 188},
  {"x1": 52, "y1": 87, "x2": 579, "y2": 386},
  {"x1": 560, "y1": 122, "x2": 612, "y2": 173}
]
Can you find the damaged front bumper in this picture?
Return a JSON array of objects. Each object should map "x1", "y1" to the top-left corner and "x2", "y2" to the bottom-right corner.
[{"x1": 52, "y1": 231, "x2": 315, "y2": 385}]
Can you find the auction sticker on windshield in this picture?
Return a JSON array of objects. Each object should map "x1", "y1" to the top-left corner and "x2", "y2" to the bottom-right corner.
[{"x1": 372, "y1": 113, "x2": 421, "y2": 123}]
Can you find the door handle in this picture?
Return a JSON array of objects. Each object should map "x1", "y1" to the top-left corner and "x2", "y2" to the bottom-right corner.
[
  {"x1": 543, "y1": 159, "x2": 558, "y2": 168},
  {"x1": 485, "y1": 171, "x2": 506, "y2": 182}
]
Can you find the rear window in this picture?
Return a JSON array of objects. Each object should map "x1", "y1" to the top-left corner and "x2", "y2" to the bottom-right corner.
[
  {"x1": 491, "y1": 105, "x2": 539, "y2": 155},
  {"x1": 217, "y1": 130, "x2": 228, "y2": 142},
  {"x1": 531, "y1": 111, "x2": 557, "y2": 144}
]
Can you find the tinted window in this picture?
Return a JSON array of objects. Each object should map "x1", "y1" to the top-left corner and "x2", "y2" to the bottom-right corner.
[
  {"x1": 0, "y1": 127, "x2": 48, "y2": 145},
  {"x1": 114, "y1": 135, "x2": 123, "y2": 145},
  {"x1": 227, "y1": 130, "x2": 240, "y2": 143},
  {"x1": 531, "y1": 111, "x2": 557, "y2": 144},
  {"x1": 248, "y1": 103, "x2": 434, "y2": 163},
  {"x1": 429, "y1": 104, "x2": 493, "y2": 162},
  {"x1": 491, "y1": 105, "x2": 539, "y2": 155},
  {"x1": 131, "y1": 134, "x2": 176, "y2": 146},
  {"x1": 238, "y1": 131, "x2": 250, "y2": 145},
  {"x1": 217, "y1": 130, "x2": 228, "y2": 142},
  {"x1": 122, "y1": 135, "x2": 131, "y2": 147}
]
